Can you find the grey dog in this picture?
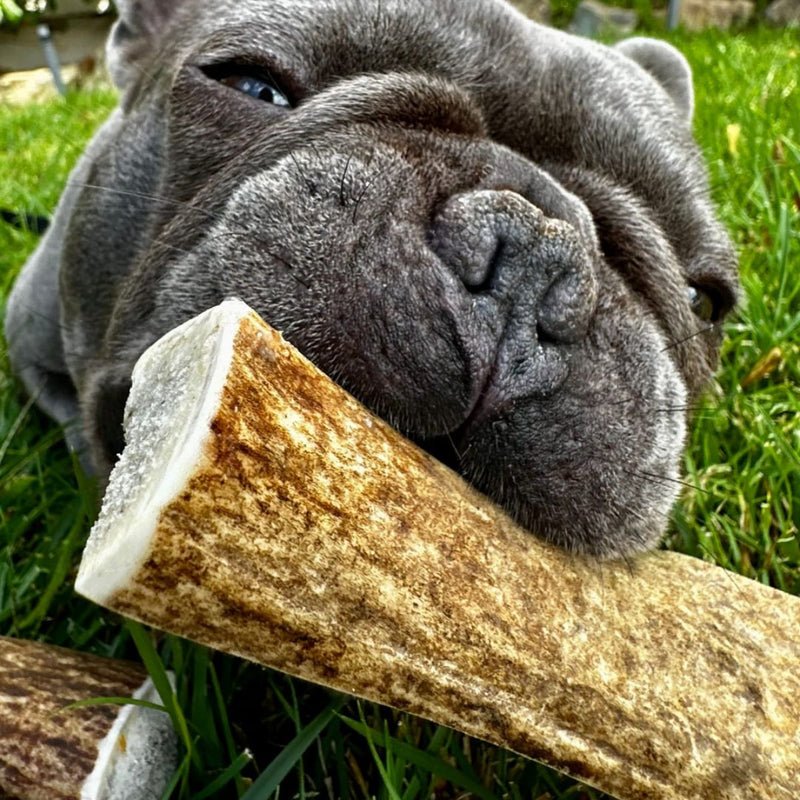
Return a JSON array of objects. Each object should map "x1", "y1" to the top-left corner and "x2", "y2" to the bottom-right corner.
[{"x1": 5, "y1": 0, "x2": 738, "y2": 557}]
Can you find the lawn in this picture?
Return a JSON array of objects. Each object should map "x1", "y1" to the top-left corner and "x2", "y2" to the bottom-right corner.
[{"x1": 1, "y1": 24, "x2": 798, "y2": 800}]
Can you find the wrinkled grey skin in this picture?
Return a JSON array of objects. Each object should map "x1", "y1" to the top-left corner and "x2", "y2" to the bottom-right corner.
[{"x1": 5, "y1": 0, "x2": 738, "y2": 557}]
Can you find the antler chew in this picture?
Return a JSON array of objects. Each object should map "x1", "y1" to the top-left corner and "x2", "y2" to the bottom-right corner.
[
  {"x1": 75, "y1": 299, "x2": 800, "y2": 800},
  {"x1": 0, "y1": 636, "x2": 176, "y2": 800}
]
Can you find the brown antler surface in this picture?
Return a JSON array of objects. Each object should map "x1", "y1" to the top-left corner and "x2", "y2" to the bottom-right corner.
[
  {"x1": 0, "y1": 636, "x2": 176, "y2": 800},
  {"x1": 76, "y1": 299, "x2": 800, "y2": 800}
]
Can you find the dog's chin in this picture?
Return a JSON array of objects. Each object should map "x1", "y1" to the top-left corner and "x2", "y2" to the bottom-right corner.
[
  {"x1": 409, "y1": 332, "x2": 688, "y2": 560},
  {"x1": 417, "y1": 421, "x2": 679, "y2": 560}
]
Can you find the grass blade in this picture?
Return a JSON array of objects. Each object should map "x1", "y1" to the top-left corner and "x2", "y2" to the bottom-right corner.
[
  {"x1": 240, "y1": 693, "x2": 347, "y2": 800},
  {"x1": 126, "y1": 621, "x2": 194, "y2": 758},
  {"x1": 194, "y1": 750, "x2": 253, "y2": 800},
  {"x1": 340, "y1": 714, "x2": 499, "y2": 800}
]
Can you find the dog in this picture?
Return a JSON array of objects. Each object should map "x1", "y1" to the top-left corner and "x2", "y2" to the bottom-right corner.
[{"x1": 5, "y1": 0, "x2": 738, "y2": 557}]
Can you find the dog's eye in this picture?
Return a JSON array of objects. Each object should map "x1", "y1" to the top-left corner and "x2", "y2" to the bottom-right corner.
[
  {"x1": 221, "y1": 74, "x2": 291, "y2": 106},
  {"x1": 686, "y1": 284, "x2": 720, "y2": 322},
  {"x1": 202, "y1": 63, "x2": 292, "y2": 108}
]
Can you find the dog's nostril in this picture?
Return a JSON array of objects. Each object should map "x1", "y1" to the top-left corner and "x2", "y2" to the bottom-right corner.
[
  {"x1": 464, "y1": 239, "x2": 504, "y2": 294},
  {"x1": 537, "y1": 269, "x2": 594, "y2": 344},
  {"x1": 535, "y1": 319, "x2": 559, "y2": 346}
]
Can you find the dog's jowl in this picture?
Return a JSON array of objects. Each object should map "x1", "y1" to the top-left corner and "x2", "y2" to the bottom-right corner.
[{"x1": 5, "y1": 0, "x2": 739, "y2": 556}]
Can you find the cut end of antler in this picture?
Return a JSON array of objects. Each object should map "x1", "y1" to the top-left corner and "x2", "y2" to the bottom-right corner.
[
  {"x1": 82, "y1": 675, "x2": 176, "y2": 800},
  {"x1": 76, "y1": 299, "x2": 251, "y2": 605},
  {"x1": 0, "y1": 637, "x2": 176, "y2": 800}
]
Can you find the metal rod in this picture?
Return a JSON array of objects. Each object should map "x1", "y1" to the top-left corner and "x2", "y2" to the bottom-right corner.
[
  {"x1": 667, "y1": 0, "x2": 682, "y2": 29},
  {"x1": 36, "y1": 24, "x2": 67, "y2": 96}
]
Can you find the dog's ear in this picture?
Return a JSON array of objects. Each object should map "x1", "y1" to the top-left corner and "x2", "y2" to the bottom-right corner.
[
  {"x1": 615, "y1": 38, "x2": 694, "y2": 121},
  {"x1": 106, "y1": 0, "x2": 182, "y2": 90}
]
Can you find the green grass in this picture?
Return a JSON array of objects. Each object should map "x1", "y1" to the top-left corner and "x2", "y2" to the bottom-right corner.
[
  {"x1": 665, "y1": 28, "x2": 800, "y2": 595},
  {"x1": 1, "y1": 26, "x2": 798, "y2": 800}
]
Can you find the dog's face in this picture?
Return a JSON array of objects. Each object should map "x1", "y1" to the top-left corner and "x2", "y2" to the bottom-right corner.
[{"x1": 57, "y1": 0, "x2": 737, "y2": 557}]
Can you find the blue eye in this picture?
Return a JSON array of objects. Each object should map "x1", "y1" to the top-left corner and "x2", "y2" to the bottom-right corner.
[
  {"x1": 221, "y1": 74, "x2": 291, "y2": 107},
  {"x1": 202, "y1": 62, "x2": 293, "y2": 108}
]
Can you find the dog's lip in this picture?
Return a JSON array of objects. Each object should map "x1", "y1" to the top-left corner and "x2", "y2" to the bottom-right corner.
[
  {"x1": 421, "y1": 335, "x2": 571, "y2": 470},
  {"x1": 411, "y1": 359, "x2": 497, "y2": 473},
  {"x1": 415, "y1": 358, "x2": 501, "y2": 473},
  {"x1": 460, "y1": 360, "x2": 502, "y2": 437}
]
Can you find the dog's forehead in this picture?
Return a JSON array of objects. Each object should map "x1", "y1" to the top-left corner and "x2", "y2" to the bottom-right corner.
[
  {"x1": 170, "y1": 0, "x2": 645, "y2": 137},
  {"x1": 176, "y1": 0, "x2": 546, "y2": 89}
]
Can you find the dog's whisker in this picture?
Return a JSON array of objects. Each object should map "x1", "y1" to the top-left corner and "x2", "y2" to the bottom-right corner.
[
  {"x1": 256, "y1": 245, "x2": 311, "y2": 290},
  {"x1": 289, "y1": 151, "x2": 318, "y2": 196},
  {"x1": 72, "y1": 181, "x2": 218, "y2": 222},
  {"x1": 339, "y1": 154, "x2": 354, "y2": 207},
  {"x1": 351, "y1": 178, "x2": 376, "y2": 223},
  {"x1": 626, "y1": 468, "x2": 712, "y2": 496},
  {"x1": 652, "y1": 405, "x2": 718, "y2": 415},
  {"x1": 661, "y1": 324, "x2": 717, "y2": 352}
]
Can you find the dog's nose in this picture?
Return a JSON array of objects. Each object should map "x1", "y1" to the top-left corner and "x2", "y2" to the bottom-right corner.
[{"x1": 430, "y1": 190, "x2": 598, "y2": 343}]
